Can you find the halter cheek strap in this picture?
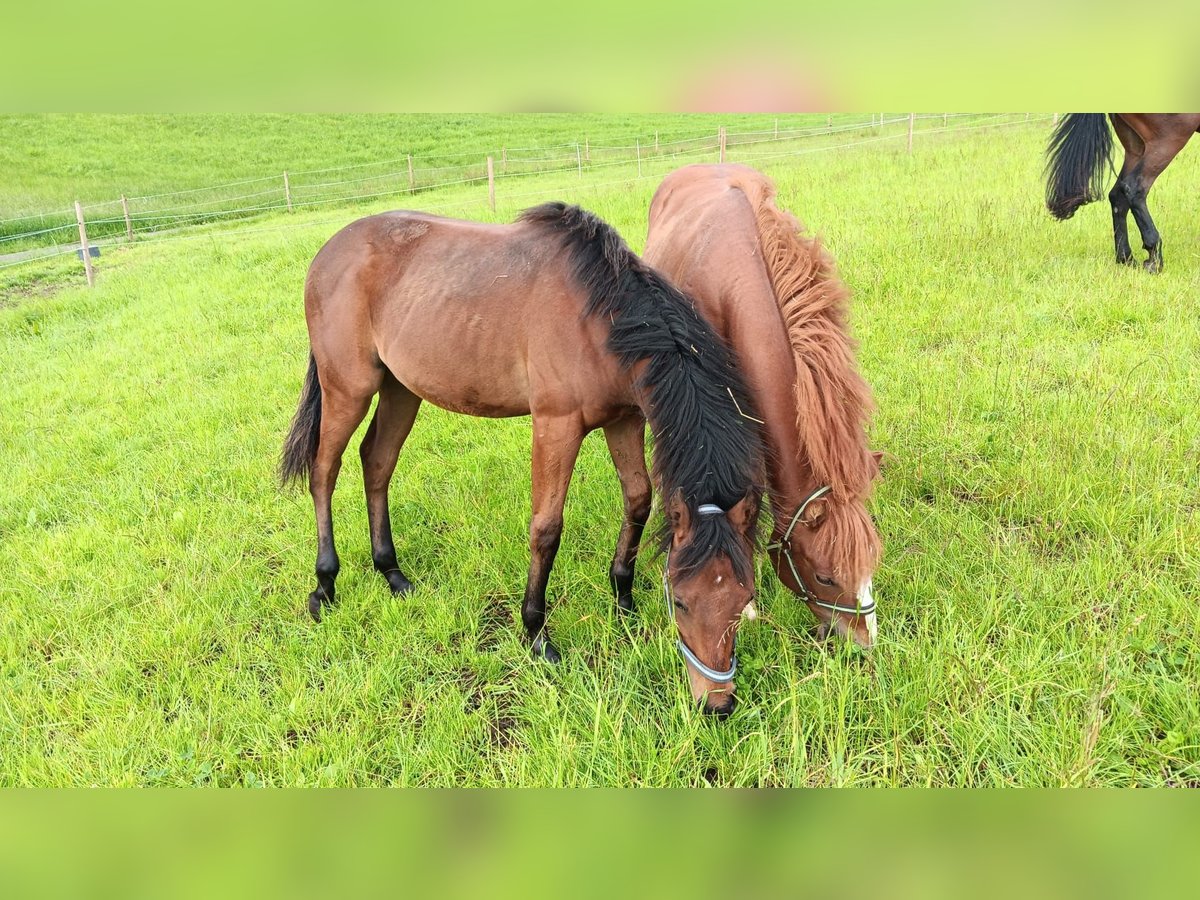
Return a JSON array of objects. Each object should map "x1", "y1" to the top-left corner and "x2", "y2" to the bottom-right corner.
[
  {"x1": 766, "y1": 485, "x2": 876, "y2": 617},
  {"x1": 662, "y1": 503, "x2": 738, "y2": 684}
]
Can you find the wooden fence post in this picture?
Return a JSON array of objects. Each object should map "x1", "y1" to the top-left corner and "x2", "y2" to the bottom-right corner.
[
  {"x1": 121, "y1": 195, "x2": 132, "y2": 242},
  {"x1": 407, "y1": 155, "x2": 415, "y2": 193},
  {"x1": 74, "y1": 200, "x2": 94, "y2": 288},
  {"x1": 576, "y1": 143, "x2": 582, "y2": 177},
  {"x1": 718, "y1": 126, "x2": 726, "y2": 163},
  {"x1": 283, "y1": 172, "x2": 293, "y2": 213},
  {"x1": 636, "y1": 138, "x2": 641, "y2": 177},
  {"x1": 655, "y1": 131, "x2": 659, "y2": 153},
  {"x1": 585, "y1": 138, "x2": 590, "y2": 162},
  {"x1": 487, "y1": 156, "x2": 495, "y2": 212},
  {"x1": 1053, "y1": 113, "x2": 1059, "y2": 125},
  {"x1": 827, "y1": 115, "x2": 832, "y2": 131},
  {"x1": 908, "y1": 113, "x2": 915, "y2": 153}
]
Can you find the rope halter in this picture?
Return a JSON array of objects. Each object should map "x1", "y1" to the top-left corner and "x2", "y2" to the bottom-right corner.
[{"x1": 766, "y1": 485, "x2": 876, "y2": 617}]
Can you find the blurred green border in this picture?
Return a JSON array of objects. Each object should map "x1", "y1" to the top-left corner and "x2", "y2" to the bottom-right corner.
[{"x1": 2, "y1": 1, "x2": 1196, "y2": 111}]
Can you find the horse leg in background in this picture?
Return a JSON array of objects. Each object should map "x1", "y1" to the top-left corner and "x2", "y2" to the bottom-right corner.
[
  {"x1": 603, "y1": 415, "x2": 652, "y2": 615},
  {"x1": 307, "y1": 381, "x2": 375, "y2": 622},
  {"x1": 1108, "y1": 116, "x2": 1143, "y2": 266},
  {"x1": 1126, "y1": 132, "x2": 1190, "y2": 273},
  {"x1": 359, "y1": 371, "x2": 422, "y2": 596},
  {"x1": 523, "y1": 414, "x2": 586, "y2": 663}
]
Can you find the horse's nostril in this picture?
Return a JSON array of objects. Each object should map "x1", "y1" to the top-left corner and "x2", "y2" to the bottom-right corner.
[{"x1": 703, "y1": 695, "x2": 737, "y2": 720}]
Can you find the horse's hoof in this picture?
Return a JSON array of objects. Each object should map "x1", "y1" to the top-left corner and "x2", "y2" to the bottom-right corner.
[
  {"x1": 307, "y1": 591, "x2": 324, "y2": 623},
  {"x1": 1143, "y1": 260, "x2": 1162, "y2": 274},
  {"x1": 532, "y1": 634, "x2": 561, "y2": 664},
  {"x1": 616, "y1": 597, "x2": 634, "y2": 617},
  {"x1": 385, "y1": 572, "x2": 414, "y2": 596}
]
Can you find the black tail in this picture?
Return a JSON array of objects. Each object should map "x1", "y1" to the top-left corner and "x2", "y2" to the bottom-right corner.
[
  {"x1": 1045, "y1": 113, "x2": 1114, "y2": 220},
  {"x1": 279, "y1": 352, "x2": 322, "y2": 487}
]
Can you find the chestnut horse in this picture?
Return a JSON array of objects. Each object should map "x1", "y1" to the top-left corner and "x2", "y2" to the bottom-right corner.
[
  {"x1": 645, "y1": 164, "x2": 882, "y2": 647},
  {"x1": 280, "y1": 202, "x2": 763, "y2": 715},
  {"x1": 1045, "y1": 113, "x2": 1200, "y2": 272}
]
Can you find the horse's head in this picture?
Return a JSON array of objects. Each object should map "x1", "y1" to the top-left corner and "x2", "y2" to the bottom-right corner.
[
  {"x1": 663, "y1": 491, "x2": 760, "y2": 718},
  {"x1": 769, "y1": 454, "x2": 883, "y2": 649}
]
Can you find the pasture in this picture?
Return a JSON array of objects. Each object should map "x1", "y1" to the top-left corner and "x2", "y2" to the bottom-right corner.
[{"x1": 1, "y1": 115, "x2": 1198, "y2": 786}]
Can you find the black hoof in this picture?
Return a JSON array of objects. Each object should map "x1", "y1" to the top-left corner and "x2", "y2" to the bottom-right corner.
[
  {"x1": 307, "y1": 591, "x2": 325, "y2": 623},
  {"x1": 616, "y1": 596, "x2": 634, "y2": 616},
  {"x1": 531, "y1": 634, "x2": 561, "y2": 664},
  {"x1": 384, "y1": 571, "x2": 414, "y2": 596}
]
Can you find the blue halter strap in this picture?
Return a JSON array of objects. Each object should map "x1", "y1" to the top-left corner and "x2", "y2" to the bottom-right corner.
[{"x1": 661, "y1": 503, "x2": 738, "y2": 684}]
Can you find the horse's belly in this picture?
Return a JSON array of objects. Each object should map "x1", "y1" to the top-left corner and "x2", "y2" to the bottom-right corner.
[{"x1": 376, "y1": 313, "x2": 532, "y2": 418}]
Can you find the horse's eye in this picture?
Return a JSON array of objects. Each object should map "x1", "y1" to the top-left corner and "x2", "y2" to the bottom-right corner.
[
  {"x1": 674, "y1": 600, "x2": 688, "y2": 613},
  {"x1": 814, "y1": 574, "x2": 837, "y2": 587}
]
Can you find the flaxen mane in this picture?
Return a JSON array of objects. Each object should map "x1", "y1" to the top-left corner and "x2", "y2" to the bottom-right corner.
[{"x1": 729, "y1": 172, "x2": 880, "y2": 582}]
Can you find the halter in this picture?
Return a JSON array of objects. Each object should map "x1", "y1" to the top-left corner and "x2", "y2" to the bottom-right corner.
[
  {"x1": 661, "y1": 503, "x2": 737, "y2": 684},
  {"x1": 766, "y1": 485, "x2": 876, "y2": 617}
]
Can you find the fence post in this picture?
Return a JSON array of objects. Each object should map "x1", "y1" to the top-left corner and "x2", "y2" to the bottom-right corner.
[
  {"x1": 487, "y1": 156, "x2": 495, "y2": 212},
  {"x1": 585, "y1": 138, "x2": 590, "y2": 162},
  {"x1": 636, "y1": 138, "x2": 641, "y2": 177},
  {"x1": 283, "y1": 172, "x2": 293, "y2": 213},
  {"x1": 827, "y1": 115, "x2": 832, "y2": 131},
  {"x1": 908, "y1": 113, "x2": 915, "y2": 153},
  {"x1": 74, "y1": 200, "x2": 94, "y2": 288},
  {"x1": 718, "y1": 126, "x2": 726, "y2": 163},
  {"x1": 1053, "y1": 113, "x2": 1059, "y2": 125},
  {"x1": 943, "y1": 112, "x2": 948, "y2": 127},
  {"x1": 576, "y1": 143, "x2": 582, "y2": 177},
  {"x1": 408, "y1": 155, "x2": 415, "y2": 193},
  {"x1": 121, "y1": 195, "x2": 132, "y2": 242}
]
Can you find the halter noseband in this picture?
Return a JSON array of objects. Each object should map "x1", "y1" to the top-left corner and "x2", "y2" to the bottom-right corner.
[
  {"x1": 767, "y1": 485, "x2": 876, "y2": 617},
  {"x1": 661, "y1": 503, "x2": 737, "y2": 684}
]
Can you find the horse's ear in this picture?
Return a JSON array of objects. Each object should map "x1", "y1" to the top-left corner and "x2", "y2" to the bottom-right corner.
[
  {"x1": 726, "y1": 493, "x2": 758, "y2": 536},
  {"x1": 870, "y1": 449, "x2": 885, "y2": 479},
  {"x1": 667, "y1": 490, "x2": 691, "y2": 533}
]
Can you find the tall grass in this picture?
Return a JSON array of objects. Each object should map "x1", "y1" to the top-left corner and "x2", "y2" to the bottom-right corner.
[{"x1": 1, "y1": 116, "x2": 1197, "y2": 786}]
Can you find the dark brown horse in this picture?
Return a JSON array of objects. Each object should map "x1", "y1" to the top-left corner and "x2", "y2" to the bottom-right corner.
[
  {"x1": 280, "y1": 202, "x2": 764, "y2": 715},
  {"x1": 646, "y1": 165, "x2": 882, "y2": 647},
  {"x1": 1045, "y1": 114, "x2": 1200, "y2": 272}
]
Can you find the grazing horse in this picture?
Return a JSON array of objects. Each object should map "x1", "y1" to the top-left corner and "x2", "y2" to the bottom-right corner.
[
  {"x1": 646, "y1": 164, "x2": 882, "y2": 647},
  {"x1": 280, "y1": 202, "x2": 764, "y2": 715},
  {"x1": 1045, "y1": 113, "x2": 1200, "y2": 272}
]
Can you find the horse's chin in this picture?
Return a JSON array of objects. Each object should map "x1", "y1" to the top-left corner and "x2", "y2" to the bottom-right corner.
[{"x1": 813, "y1": 612, "x2": 876, "y2": 649}]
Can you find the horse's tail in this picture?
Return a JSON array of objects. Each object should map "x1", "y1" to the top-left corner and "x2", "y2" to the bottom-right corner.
[
  {"x1": 1045, "y1": 114, "x2": 1114, "y2": 220},
  {"x1": 279, "y1": 352, "x2": 322, "y2": 487}
]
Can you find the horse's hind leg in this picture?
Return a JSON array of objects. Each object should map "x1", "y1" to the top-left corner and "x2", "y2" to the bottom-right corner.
[
  {"x1": 603, "y1": 415, "x2": 652, "y2": 615},
  {"x1": 359, "y1": 372, "x2": 422, "y2": 595},
  {"x1": 1126, "y1": 132, "x2": 1190, "y2": 273},
  {"x1": 523, "y1": 414, "x2": 586, "y2": 663},
  {"x1": 308, "y1": 381, "x2": 375, "y2": 622},
  {"x1": 1108, "y1": 116, "x2": 1142, "y2": 266}
]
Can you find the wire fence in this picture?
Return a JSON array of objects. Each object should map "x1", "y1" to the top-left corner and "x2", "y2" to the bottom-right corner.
[{"x1": 0, "y1": 114, "x2": 1049, "y2": 277}]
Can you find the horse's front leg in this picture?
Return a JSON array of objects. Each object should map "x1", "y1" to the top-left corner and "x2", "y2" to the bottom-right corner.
[
  {"x1": 523, "y1": 414, "x2": 586, "y2": 663},
  {"x1": 603, "y1": 414, "x2": 652, "y2": 614}
]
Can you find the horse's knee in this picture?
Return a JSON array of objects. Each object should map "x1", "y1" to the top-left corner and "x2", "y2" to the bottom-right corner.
[
  {"x1": 529, "y1": 515, "x2": 563, "y2": 557},
  {"x1": 626, "y1": 487, "x2": 652, "y2": 525}
]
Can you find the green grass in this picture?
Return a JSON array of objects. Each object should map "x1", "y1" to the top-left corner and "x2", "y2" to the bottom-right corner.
[
  {"x1": 0, "y1": 113, "x2": 965, "y2": 252},
  {"x1": 2, "y1": 115, "x2": 1198, "y2": 786}
]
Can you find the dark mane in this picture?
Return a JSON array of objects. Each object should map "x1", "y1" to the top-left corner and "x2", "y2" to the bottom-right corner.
[{"x1": 519, "y1": 201, "x2": 764, "y2": 580}]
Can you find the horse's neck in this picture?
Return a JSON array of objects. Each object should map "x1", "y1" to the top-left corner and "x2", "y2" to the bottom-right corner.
[{"x1": 697, "y1": 279, "x2": 820, "y2": 537}]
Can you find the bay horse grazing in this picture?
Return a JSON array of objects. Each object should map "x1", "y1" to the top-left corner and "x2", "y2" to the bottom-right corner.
[
  {"x1": 1045, "y1": 114, "x2": 1200, "y2": 272},
  {"x1": 645, "y1": 164, "x2": 882, "y2": 647},
  {"x1": 280, "y1": 202, "x2": 764, "y2": 716}
]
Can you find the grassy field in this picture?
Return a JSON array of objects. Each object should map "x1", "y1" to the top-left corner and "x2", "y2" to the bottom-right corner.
[
  {"x1": 0, "y1": 113, "x2": 961, "y2": 252},
  {"x1": 2, "y1": 115, "x2": 1198, "y2": 786}
]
